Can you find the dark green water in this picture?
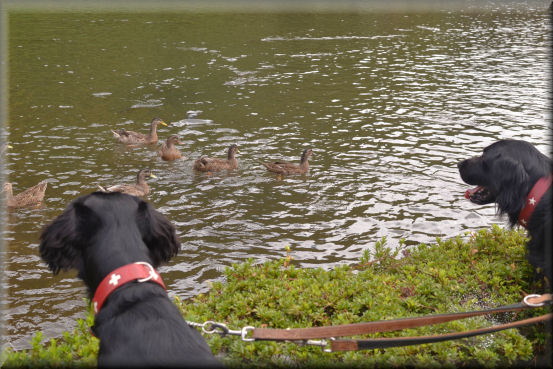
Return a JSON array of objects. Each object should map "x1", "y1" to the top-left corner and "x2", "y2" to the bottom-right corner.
[{"x1": 2, "y1": 5, "x2": 551, "y2": 350}]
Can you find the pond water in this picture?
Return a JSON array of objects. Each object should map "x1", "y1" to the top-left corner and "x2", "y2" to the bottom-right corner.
[{"x1": 2, "y1": 5, "x2": 551, "y2": 350}]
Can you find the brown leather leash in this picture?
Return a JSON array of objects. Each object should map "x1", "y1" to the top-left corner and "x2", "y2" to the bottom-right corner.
[
  {"x1": 250, "y1": 294, "x2": 551, "y2": 351},
  {"x1": 331, "y1": 313, "x2": 552, "y2": 351}
]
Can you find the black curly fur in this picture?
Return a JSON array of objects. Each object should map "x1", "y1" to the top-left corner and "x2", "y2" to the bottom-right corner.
[
  {"x1": 39, "y1": 192, "x2": 222, "y2": 368},
  {"x1": 458, "y1": 139, "x2": 552, "y2": 285}
]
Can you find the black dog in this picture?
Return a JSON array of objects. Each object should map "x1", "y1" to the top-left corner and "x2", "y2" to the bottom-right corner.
[
  {"x1": 458, "y1": 139, "x2": 552, "y2": 284},
  {"x1": 39, "y1": 192, "x2": 222, "y2": 368}
]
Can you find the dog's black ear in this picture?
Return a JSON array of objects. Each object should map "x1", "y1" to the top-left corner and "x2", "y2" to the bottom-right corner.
[
  {"x1": 492, "y1": 156, "x2": 529, "y2": 217},
  {"x1": 136, "y1": 200, "x2": 181, "y2": 267},
  {"x1": 39, "y1": 199, "x2": 100, "y2": 275}
]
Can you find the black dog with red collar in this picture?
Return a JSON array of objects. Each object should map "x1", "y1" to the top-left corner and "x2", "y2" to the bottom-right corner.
[
  {"x1": 40, "y1": 192, "x2": 222, "y2": 367},
  {"x1": 458, "y1": 139, "x2": 552, "y2": 284}
]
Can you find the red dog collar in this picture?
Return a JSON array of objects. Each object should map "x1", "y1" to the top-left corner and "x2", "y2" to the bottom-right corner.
[
  {"x1": 518, "y1": 174, "x2": 552, "y2": 228},
  {"x1": 92, "y1": 262, "x2": 166, "y2": 315}
]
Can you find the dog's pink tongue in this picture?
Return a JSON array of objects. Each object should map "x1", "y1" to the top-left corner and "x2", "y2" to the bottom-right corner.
[{"x1": 465, "y1": 186, "x2": 481, "y2": 199}]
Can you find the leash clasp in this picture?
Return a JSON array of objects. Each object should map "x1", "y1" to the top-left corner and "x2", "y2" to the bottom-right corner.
[
  {"x1": 134, "y1": 262, "x2": 158, "y2": 283},
  {"x1": 200, "y1": 321, "x2": 255, "y2": 342}
]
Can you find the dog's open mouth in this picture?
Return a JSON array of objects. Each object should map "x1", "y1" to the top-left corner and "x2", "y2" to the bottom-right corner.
[{"x1": 464, "y1": 186, "x2": 494, "y2": 205}]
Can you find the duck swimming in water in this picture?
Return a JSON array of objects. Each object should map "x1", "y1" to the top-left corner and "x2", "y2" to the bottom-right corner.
[
  {"x1": 111, "y1": 118, "x2": 167, "y2": 145},
  {"x1": 158, "y1": 135, "x2": 183, "y2": 161},
  {"x1": 98, "y1": 169, "x2": 157, "y2": 197},
  {"x1": 193, "y1": 144, "x2": 239, "y2": 172},
  {"x1": 260, "y1": 148, "x2": 313, "y2": 175},
  {"x1": 3, "y1": 180, "x2": 47, "y2": 208}
]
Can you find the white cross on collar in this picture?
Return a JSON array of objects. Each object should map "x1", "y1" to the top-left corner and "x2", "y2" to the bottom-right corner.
[
  {"x1": 109, "y1": 273, "x2": 121, "y2": 286},
  {"x1": 528, "y1": 197, "x2": 537, "y2": 206}
]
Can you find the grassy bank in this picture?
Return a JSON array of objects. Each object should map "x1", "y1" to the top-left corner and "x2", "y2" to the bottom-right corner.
[{"x1": 2, "y1": 225, "x2": 550, "y2": 367}]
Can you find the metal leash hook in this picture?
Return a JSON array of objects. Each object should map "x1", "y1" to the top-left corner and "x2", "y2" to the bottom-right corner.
[
  {"x1": 191, "y1": 320, "x2": 256, "y2": 342},
  {"x1": 203, "y1": 321, "x2": 235, "y2": 336}
]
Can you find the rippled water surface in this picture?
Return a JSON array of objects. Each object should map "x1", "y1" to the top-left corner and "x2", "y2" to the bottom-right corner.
[{"x1": 2, "y1": 7, "x2": 551, "y2": 350}]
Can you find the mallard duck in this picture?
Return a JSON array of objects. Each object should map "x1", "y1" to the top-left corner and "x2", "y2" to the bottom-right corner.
[
  {"x1": 260, "y1": 148, "x2": 313, "y2": 175},
  {"x1": 158, "y1": 135, "x2": 183, "y2": 161},
  {"x1": 98, "y1": 169, "x2": 157, "y2": 197},
  {"x1": 111, "y1": 117, "x2": 168, "y2": 145},
  {"x1": 193, "y1": 144, "x2": 239, "y2": 172},
  {"x1": 3, "y1": 180, "x2": 47, "y2": 208}
]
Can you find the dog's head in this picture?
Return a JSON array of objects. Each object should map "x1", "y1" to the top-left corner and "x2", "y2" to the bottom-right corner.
[
  {"x1": 457, "y1": 139, "x2": 551, "y2": 225},
  {"x1": 39, "y1": 192, "x2": 180, "y2": 289}
]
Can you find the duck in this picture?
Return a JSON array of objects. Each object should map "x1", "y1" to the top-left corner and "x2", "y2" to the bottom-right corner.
[
  {"x1": 158, "y1": 135, "x2": 183, "y2": 161},
  {"x1": 111, "y1": 117, "x2": 168, "y2": 145},
  {"x1": 98, "y1": 169, "x2": 157, "y2": 197},
  {"x1": 260, "y1": 148, "x2": 313, "y2": 175},
  {"x1": 193, "y1": 144, "x2": 239, "y2": 172},
  {"x1": 3, "y1": 180, "x2": 47, "y2": 208}
]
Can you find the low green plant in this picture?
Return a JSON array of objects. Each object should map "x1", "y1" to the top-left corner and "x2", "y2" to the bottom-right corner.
[
  {"x1": 2, "y1": 225, "x2": 550, "y2": 368},
  {"x1": 1, "y1": 302, "x2": 98, "y2": 368},
  {"x1": 180, "y1": 225, "x2": 549, "y2": 368}
]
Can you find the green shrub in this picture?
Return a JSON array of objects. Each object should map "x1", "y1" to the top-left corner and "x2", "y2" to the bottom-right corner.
[
  {"x1": 1, "y1": 303, "x2": 98, "y2": 368},
  {"x1": 180, "y1": 225, "x2": 549, "y2": 368},
  {"x1": 2, "y1": 225, "x2": 549, "y2": 368}
]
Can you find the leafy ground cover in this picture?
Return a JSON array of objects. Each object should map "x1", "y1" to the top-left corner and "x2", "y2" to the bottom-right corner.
[{"x1": 2, "y1": 225, "x2": 550, "y2": 368}]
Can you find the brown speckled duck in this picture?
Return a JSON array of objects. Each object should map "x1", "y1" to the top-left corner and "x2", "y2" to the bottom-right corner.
[
  {"x1": 3, "y1": 180, "x2": 47, "y2": 208},
  {"x1": 111, "y1": 118, "x2": 167, "y2": 145},
  {"x1": 193, "y1": 144, "x2": 239, "y2": 172},
  {"x1": 158, "y1": 135, "x2": 183, "y2": 161},
  {"x1": 98, "y1": 169, "x2": 156, "y2": 197},
  {"x1": 260, "y1": 148, "x2": 313, "y2": 175}
]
